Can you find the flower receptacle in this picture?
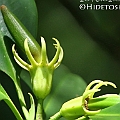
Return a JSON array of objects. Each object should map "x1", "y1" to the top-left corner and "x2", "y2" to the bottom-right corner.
[{"x1": 30, "y1": 65, "x2": 53, "y2": 99}]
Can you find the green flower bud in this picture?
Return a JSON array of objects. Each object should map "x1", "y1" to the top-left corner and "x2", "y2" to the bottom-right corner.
[
  {"x1": 1, "y1": 5, "x2": 41, "y2": 63},
  {"x1": 60, "y1": 89, "x2": 101, "y2": 120},
  {"x1": 12, "y1": 37, "x2": 63, "y2": 99},
  {"x1": 50, "y1": 80, "x2": 120, "y2": 120}
]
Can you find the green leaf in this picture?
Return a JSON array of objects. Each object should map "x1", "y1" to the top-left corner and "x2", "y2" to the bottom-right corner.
[
  {"x1": 0, "y1": 26, "x2": 28, "y2": 120},
  {"x1": 0, "y1": 31, "x2": 16, "y2": 80},
  {"x1": 0, "y1": 33, "x2": 28, "y2": 118},
  {"x1": 0, "y1": 1, "x2": 38, "y2": 118},
  {"x1": 90, "y1": 103, "x2": 120, "y2": 120},
  {"x1": 0, "y1": 84, "x2": 9, "y2": 100},
  {"x1": 0, "y1": 84, "x2": 23, "y2": 120},
  {"x1": 44, "y1": 65, "x2": 87, "y2": 119},
  {"x1": 0, "y1": 0, "x2": 38, "y2": 80},
  {"x1": 27, "y1": 93, "x2": 35, "y2": 120}
]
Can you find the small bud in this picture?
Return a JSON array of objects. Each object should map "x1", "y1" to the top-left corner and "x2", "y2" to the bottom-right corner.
[
  {"x1": 12, "y1": 37, "x2": 63, "y2": 99},
  {"x1": 1, "y1": 5, "x2": 41, "y2": 63}
]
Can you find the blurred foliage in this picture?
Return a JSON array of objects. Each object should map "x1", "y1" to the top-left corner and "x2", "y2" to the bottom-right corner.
[
  {"x1": 36, "y1": 0, "x2": 120, "y2": 93},
  {"x1": 0, "y1": 0, "x2": 120, "y2": 119}
]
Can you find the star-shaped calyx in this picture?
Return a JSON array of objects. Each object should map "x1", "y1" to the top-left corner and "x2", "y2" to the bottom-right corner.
[{"x1": 12, "y1": 37, "x2": 63, "y2": 99}]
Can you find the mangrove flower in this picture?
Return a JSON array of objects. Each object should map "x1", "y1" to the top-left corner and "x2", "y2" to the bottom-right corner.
[
  {"x1": 50, "y1": 80, "x2": 120, "y2": 120},
  {"x1": 12, "y1": 37, "x2": 63, "y2": 99}
]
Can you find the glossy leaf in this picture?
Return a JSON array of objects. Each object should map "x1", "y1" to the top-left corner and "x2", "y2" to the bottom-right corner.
[
  {"x1": 0, "y1": 32, "x2": 28, "y2": 119},
  {"x1": 90, "y1": 103, "x2": 120, "y2": 120},
  {"x1": 0, "y1": 85, "x2": 23, "y2": 120},
  {"x1": 44, "y1": 65, "x2": 87, "y2": 119},
  {"x1": 0, "y1": 0, "x2": 38, "y2": 80},
  {"x1": 0, "y1": 31, "x2": 16, "y2": 80},
  {"x1": 0, "y1": 1, "x2": 38, "y2": 119}
]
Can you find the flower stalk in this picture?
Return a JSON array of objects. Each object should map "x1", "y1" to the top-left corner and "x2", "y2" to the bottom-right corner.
[{"x1": 36, "y1": 99, "x2": 44, "y2": 120}]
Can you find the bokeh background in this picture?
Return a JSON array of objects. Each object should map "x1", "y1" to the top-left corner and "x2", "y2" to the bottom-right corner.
[{"x1": 36, "y1": 0, "x2": 120, "y2": 93}]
